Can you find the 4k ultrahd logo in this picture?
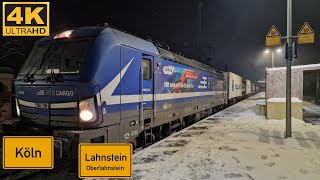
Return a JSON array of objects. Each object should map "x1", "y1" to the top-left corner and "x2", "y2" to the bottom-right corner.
[{"x1": 2, "y1": 2, "x2": 49, "y2": 36}]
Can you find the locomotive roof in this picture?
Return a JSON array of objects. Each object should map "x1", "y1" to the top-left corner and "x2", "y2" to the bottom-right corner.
[
  {"x1": 110, "y1": 28, "x2": 160, "y2": 55},
  {"x1": 38, "y1": 26, "x2": 106, "y2": 42},
  {"x1": 109, "y1": 27, "x2": 221, "y2": 74},
  {"x1": 37, "y1": 26, "x2": 222, "y2": 74}
]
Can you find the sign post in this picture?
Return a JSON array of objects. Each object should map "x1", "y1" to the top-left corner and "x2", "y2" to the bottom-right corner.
[
  {"x1": 285, "y1": 0, "x2": 293, "y2": 138},
  {"x1": 265, "y1": 0, "x2": 315, "y2": 138}
]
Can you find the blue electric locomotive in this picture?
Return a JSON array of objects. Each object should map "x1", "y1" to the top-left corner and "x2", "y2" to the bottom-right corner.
[{"x1": 12, "y1": 25, "x2": 227, "y2": 158}]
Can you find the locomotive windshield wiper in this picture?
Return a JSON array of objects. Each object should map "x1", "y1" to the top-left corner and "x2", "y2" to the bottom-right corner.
[
  {"x1": 22, "y1": 42, "x2": 55, "y2": 82},
  {"x1": 22, "y1": 57, "x2": 40, "y2": 82},
  {"x1": 37, "y1": 42, "x2": 55, "y2": 73},
  {"x1": 46, "y1": 42, "x2": 61, "y2": 83},
  {"x1": 29, "y1": 42, "x2": 60, "y2": 83}
]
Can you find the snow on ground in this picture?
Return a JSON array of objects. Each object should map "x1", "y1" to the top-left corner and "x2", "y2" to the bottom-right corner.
[
  {"x1": 129, "y1": 93, "x2": 320, "y2": 180},
  {"x1": 267, "y1": 98, "x2": 302, "y2": 103}
]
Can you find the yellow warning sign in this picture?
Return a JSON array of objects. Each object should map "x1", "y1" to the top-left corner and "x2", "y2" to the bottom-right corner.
[
  {"x1": 298, "y1": 22, "x2": 315, "y2": 44},
  {"x1": 2, "y1": 136, "x2": 54, "y2": 169},
  {"x1": 266, "y1": 25, "x2": 281, "y2": 46},
  {"x1": 78, "y1": 143, "x2": 132, "y2": 178}
]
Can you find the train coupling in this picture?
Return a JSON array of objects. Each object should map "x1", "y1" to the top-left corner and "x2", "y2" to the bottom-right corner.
[{"x1": 53, "y1": 137, "x2": 74, "y2": 160}]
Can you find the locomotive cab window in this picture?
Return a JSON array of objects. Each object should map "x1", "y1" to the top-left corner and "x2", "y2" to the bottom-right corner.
[
  {"x1": 18, "y1": 38, "x2": 93, "y2": 76},
  {"x1": 142, "y1": 58, "x2": 151, "y2": 80}
]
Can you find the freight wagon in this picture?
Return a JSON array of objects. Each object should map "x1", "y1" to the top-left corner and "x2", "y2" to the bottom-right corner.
[
  {"x1": 245, "y1": 79, "x2": 252, "y2": 95},
  {"x1": 224, "y1": 72, "x2": 242, "y2": 104}
]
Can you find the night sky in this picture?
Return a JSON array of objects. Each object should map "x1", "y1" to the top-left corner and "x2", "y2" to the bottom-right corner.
[{"x1": 1, "y1": 0, "x2": 320, "y2": 82}]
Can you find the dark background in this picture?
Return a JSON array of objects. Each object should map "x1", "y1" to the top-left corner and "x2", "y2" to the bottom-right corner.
[{"x1": 1, "y1": 0, "x2": 320, "y2": 82}]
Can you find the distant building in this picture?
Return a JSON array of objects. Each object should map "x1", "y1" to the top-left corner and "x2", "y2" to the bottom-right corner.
[{"x1": 0, "y1": 67, "x2": 15, "y2": 122}]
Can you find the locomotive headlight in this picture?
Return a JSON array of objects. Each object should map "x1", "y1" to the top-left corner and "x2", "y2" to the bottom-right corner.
[
  {"x1": 15, "y1": 98, "x2": 20, "y2": 117},
  {"x1": 79, "y1": 98, "x2": 96, "y2": 122},
  {"x1": 80, "y1": 110, "x2": 93, "y2": 121}
]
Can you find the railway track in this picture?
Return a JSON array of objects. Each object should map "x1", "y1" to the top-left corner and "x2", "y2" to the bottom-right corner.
[
  {"x1": 0, "y1": 159, "x2": 78, "y2": 180},
  {"x1": 0, "y1": 169, "x2": 41, "y2": 180},
  {"x1": 304, "y1": 96, "x2": 320, "y2": 105}
]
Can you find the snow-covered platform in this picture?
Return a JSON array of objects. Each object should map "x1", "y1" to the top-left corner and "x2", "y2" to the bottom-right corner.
[{"x1": 131, "y1": 93, "x2": 320, "y2": 180}]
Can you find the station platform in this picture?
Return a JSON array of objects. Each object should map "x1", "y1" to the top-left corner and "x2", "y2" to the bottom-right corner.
[{"x1": 129, "y1": 93, "x2": 320, "y2": 180}]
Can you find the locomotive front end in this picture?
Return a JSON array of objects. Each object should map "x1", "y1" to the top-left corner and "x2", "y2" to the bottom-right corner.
[{"x1": 7, "y1": 27, "x2": 108, "y2": 159}]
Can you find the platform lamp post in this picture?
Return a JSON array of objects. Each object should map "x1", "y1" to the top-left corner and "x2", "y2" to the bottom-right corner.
[
  {"x1": 264, "y1": 48, "x2": 282, "y2": 68},
  {"x1": 285, "y1": 0, "x2": 293, "y2": 138}
]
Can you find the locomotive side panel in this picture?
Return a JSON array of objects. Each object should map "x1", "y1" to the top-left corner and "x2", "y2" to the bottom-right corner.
[
  {"x1": 152, "y1": 59, "x2": 224, "y2": 127},
  {"x1": 119, "y1": 46, "x2": 146, "y2": 143}
]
